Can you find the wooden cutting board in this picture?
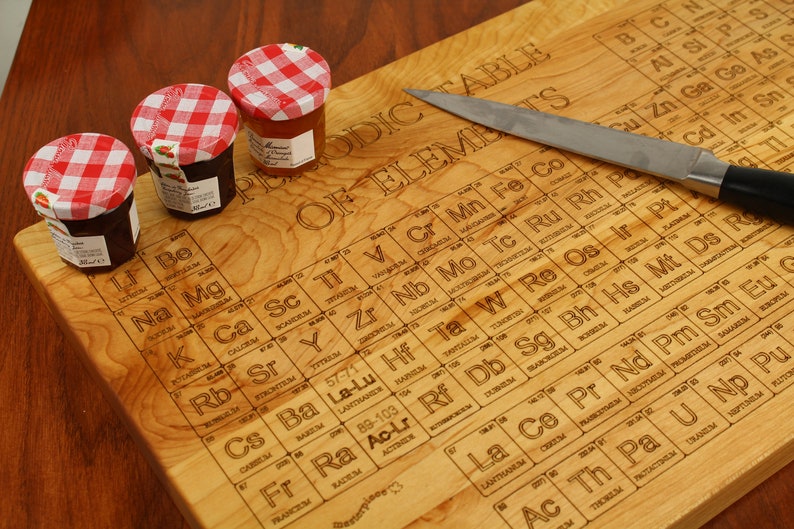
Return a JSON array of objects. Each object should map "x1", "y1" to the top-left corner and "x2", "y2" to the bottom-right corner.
[{"x1": 14, "y1": 0, "x2": 794, "y2": 528}]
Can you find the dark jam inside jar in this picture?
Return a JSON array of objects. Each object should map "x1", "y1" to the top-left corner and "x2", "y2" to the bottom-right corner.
[
  {"x1": 147, "y1": 142, "x2": 236, "y2": 220},
  {"x1": 60, "y1": 192, "x2": 139, "y2": 273},
  {"x1": 243, "y1": 104, "x2": 326, "y2": 176}
]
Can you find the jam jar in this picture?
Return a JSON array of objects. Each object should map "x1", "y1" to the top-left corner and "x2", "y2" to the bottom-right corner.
[
  {"x1": 22, "y1": 133, "x2": 140, "y2": 273},
  {"x1": 130, "y1": 83, "x2": 239, "y2": 219},
  {"x1": 227, "y1": 43, "x2": 331, "y2": 176}
]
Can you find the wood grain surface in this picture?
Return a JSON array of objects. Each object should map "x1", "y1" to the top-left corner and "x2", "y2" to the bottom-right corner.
[{"x1": 2, "y1": 1, "x2": 793, "y2": 528}]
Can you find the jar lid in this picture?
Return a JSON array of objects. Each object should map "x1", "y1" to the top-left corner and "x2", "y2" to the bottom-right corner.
[
  {"x1": 227, "y1": 43, "x2": 331, "y2": 121},
  {"x1": 130, "y1": 83, "x2": 239, "y2": 164},
  {"x1": 23, "y1": 133, "x2": 137, "y2": 221}
]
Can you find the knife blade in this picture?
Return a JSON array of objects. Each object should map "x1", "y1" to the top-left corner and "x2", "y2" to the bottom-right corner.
[{"x1": 405, "y1": 88, "x2": 794, "y2": 224}]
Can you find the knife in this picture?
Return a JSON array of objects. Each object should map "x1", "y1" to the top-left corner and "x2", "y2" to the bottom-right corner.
[{"x1": 405, "y1": 88, "x2": 794, "y2": 224}]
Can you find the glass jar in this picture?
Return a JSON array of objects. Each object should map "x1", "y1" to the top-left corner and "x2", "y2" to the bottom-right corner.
[
  {"x1": 130, "y1": 83, "x2": 239, "y2": 219},
  {"x1": 227, "y1": 43, "x2": 331, "y2": 176},
  {"x1": 22, "y1": 133, "x2": 140, "y2": 273}
]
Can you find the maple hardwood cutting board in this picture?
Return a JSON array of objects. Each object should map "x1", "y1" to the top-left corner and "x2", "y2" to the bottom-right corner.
[{"x1": 14, "y1": 1, "x2": 794, "y2": 528}]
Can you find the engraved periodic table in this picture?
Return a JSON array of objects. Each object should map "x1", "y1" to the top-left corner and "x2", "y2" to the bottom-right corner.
[{"x1": 13, "y1": 0, "x2": 794, "y2": 528}]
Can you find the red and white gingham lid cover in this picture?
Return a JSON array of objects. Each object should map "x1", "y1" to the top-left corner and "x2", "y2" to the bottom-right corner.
[
  {"x1": 23, "y1": 133, "x2": 137, "y2": 221},
  {"x1": 227, "y1": 43, "x2": 331, "y2": 121},
  {"x1": 130, "y1": 83, "x2": 239, "y2": 164}
]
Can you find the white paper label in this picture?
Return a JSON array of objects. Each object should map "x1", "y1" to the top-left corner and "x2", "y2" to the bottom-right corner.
[
  {"x1": 46, "y1": 219, "x2": 111, "y2": 268},
  {"x1": 245, "y1": 126, "x2": 315, "y2": 169},
  {"x1": 151, "y1": 139, "x2": 222, "y2": 214},
  {"x1": 129, "y1": 197, "x2": 141, "y2": 243},
  {"x1": 152, "y1": 174, "x2": 221, "y2": 214},
  {"x1": 31, "y1": 188, "x2": 60, "y2": 216}
]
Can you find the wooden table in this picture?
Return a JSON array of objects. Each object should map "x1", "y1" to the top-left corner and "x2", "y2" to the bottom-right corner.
[{"x1": 1, "y1": 1, "x2": 792, "y2": 528}]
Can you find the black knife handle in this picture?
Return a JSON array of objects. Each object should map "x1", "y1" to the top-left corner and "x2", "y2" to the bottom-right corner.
[{"x1": 718, "y1": 165, "x2": 794, "y2": 224}]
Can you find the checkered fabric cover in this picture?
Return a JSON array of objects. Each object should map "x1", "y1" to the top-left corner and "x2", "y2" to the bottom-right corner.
[
  {"x1": 23, "y1": 133, "x2": 137, "y2": 220},
  {"x1": 130, "y1": 83, "x2": 239, "y2": 164},
  {"x1": 227, "y1": 43, "x2": 331, "y2": 121}
]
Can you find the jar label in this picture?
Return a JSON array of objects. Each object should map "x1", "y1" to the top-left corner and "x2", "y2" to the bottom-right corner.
[
  {"x1": 129, "y1": 197, "x2": 141, "y2": 244},
  {"x1": 244, "y1": 126, "x2": 315, "y2": 169},
  {"x1": 152, "y1": 172, "x2": 222, "y2": 214},
  {"x1": 151, "y1": 140, "x2": 222, "y2": 214},
  {"x1": 45, "y1": 219, "x2": 112, "y2": 268},
  {"x1": 31, "y1": 188, "x2": 60, "y2": 217}
]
